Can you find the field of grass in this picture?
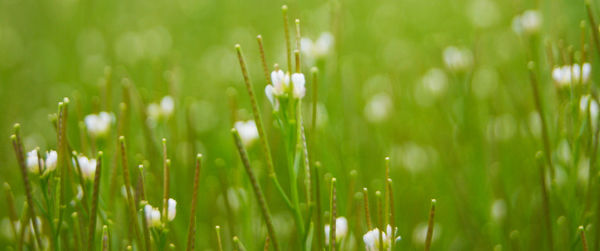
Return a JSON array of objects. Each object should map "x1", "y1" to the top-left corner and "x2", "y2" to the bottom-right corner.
[{"x1": 1, "y1": 0, "x2": 599, "y2": 250}]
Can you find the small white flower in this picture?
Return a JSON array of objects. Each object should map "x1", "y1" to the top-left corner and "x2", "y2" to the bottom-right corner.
[
  {"x1": 301, "y1": 32, "x2": 334, "y2": 62},
  {"x1": 45, "y1": 150, "x2": 57, "y2": 172},
  {"x1": 363, "y1": 225, "x2": 393, "y2": 251},
  {"x1": 270, "y1": 70, "x2": 289, "y2": 96},
  {"x1": 324, "y1": 216, "x2": 349, "y2": 245},
  {"x1": 147, "y1": 103, "x2": 162, "y2": 121},
  {"x1": 26, "y1": 150, "x2": 41, "y2": 174},
  {"x1": 234, "y1": 120, "x2": 259, "y2": 146},
  {"x1": 443, "y1": 46, "x2": 473, "y2": 72},
  {"x1": 580, "y1": 95, "x2": 599, "y2": 130},
  {"x1": 512, "y1": 10, "x2": 541, "y2": 35},
  {"x1": 365, "y1": 93, "x2": 392, "y2": 123},
  {"x1": 291, "y1": 73, "x2": 306, "y2": 99},
  {"x1": 160, "y1": 96, "x2": 175, "y2": 118},
  {"x1": 74, "y1": 155, "x2": 97, "y2": 180},
  {"x1": 552, "y1": 63, "x2": 592, "y2": 87},
  {"x1": 491, "y1": 199, "x2": 506, "y2": 222},
  {"x1": 265, "y1": 85, "x2": 277, "y2": 109},
  {"x1": 144, "y1": 204, "x2": 162, "y2": 227},
  {"x1": 85, "y1": 112, "x2": 112, "y2": 138},
  {"x1": 167, "y1": 198, "x2": 176, "y2": 221}
]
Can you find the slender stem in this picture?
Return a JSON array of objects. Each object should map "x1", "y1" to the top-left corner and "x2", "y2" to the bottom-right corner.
[
  {"x1": 186, "y1": 154, "x2": 203, "y2": 251},
  {"x1": 314, "y1": 162, "x2": 324, "y2": 251},
  {"x1": 232, "y1": 128, "x2": 280, "y2": 251},
  {"x1": 138, "y1": 165, "x2": 152, "y2": 251},
  {"x1": 162, "y1": 139, "x2": 170, "y2": 224},
  {"x1": 585, "y1": 0, "x2": 600, "y2": 60},
  {"x1": 257, "y1": 35, "x2": 271, "y2": 86},
  {"x1": 363, "y1": 188, "x2": 373, "y2": 229},
  {"x1": 536, "y1": 152, "x2": 554, "y2": 251},
  {"x1": 329, "y1": 178, "x2": 337, "y2": 251},
  {"x1": 233, "y1": 236, "x2": 247, "y2": 251},
  {"x1": 424, "y1": 199, "x2": 437, "y2": 251},
  {"x1": 4, "y1": 183, "x2": 18, "y2": 243},
  {"x1": 11, "y1": 124, "x2": 43, "y2": 249},
  {"x1": 73, "y1": 212, "x2": 82, "y2": 251},
  {"x1": 119, "y1": 136, "x2": 144, "y2": 250},
  {"x1": 87, "y1": 151, "x2": 103, "y2": 251},
  {"x1": 215, "y1": 226, "x2": 223, "y2": 251},
  {"x1": 387, "y1": 178, "x2": 395, "y2": 239},
  {"x1": 376, "y1": 191, "x2": 383, "y2": 251},
  {"x1": 528, "y1": 61, "x2": 555, "y2": 179},
  {"x1": 580, "y1": 226, "x2": 589, "y2": 251},
  {"x1": 102, "y1": 225, "x2": 109, "y2": 251},
  {"x1": 235, "y1": 44, "x2": 293, "y2": 209},
  {"x1": 282, "y1": 5, "x2": 292, "y2": 73}
]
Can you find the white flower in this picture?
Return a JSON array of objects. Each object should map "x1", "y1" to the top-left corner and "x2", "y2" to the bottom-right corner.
[
  {"x1": 580, "y1": 95, "x2": 599, "y2": 130},
  {"x1": 160, "y1": 96, "x2": 175, "y2": 118},
  {"x1": 265, "y1": 85, "x2": 277, "y2": 109},
  {"x1": 513, "y1": 10, "x2": 542, "y2": 35},
  {"x1": 365, "y1": 93, "x2": 392, "y2": 123},
  {"x1": 301, "y1": 32, "x2": 334, "y2": 61},
  {"x1": 363, "y1": 225, "x2": 393, "y2": 251},
  {"x1": 270, "y1": 70, "x2": 289, "y2": 96},
  {"x1": 45, "y1": 150, "x2": 57, "y2": 172},
  {"x1": 552, "y1": 63, "x2": 592, "y2": 87},
  {"x1": 291, "y1": 73, "x2": 306, "y2": 99},
  {"x1": 85, "y1": 112, "x2": 112, "y2": 138},
  {"x1": 147, "y1": 103, "x2": 162, "y2": 121},
  {"x1": 144, "y1": 204, "x2": 162, "y2": 228},
  {"x1": 26, "y1": 150, "x2": 41, "y2": 174},
  {"x1": 234, "y1": 120, "x2": 259, "y2": 146},
  {"x1": 443, "y1": 46, "x2": 473, "y2": 72},
  {"x1": 491, "y1": 199, "x2": 506, "y2": 222},
  {"x1": 167, "y1": 198, "x2": 176, "y2": 221},
  {"x1": 73, "y1": 155, "x2": 97, "y2": 180},
  {"x1": 324, "y1": 216, "x2": 348, "y2": 245}
]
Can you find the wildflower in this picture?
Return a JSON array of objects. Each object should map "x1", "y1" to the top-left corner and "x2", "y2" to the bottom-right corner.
[
  {"x1": 365, "y1": 93, "x2": 392, "y2": 123},
  {"x1": 552, "y1": 63, "x2": 591, "y2": 87},
  {"x1": 234, "y1": 120, "x2": 259, "y2": 146},
  {"x1": 160, "y1": 96, "x2": 175, "y2": 118},
  {"x1": 412, "y1": 222, "x2": 441, "y2": 246},
  {"x1": 167, "y1": 198, "x2": 176, "y2": 221},
  {"x1": 73, "y1": 155, "x2": 97, "y2": 180},
  {"x1": 443, "y1": 46, "x2": 473, "y2": 72},
  {"x1": 512, "y1": 10, "x2": 542, "y2": 35},
  {"x1": 580, "y1": 95, "x2": 599, "y2": 130},
  {"x1": 266, "y1": 69, "x2": 306, "y2": 102},
  {"x1": 300, "y1": 32, "x2": 334, "y2": 62},
  {"x1": 147, "y1": 96, "x2": 175, "y2": 122},
  {"x1": 84, "y1": 112, "x2": 112, "y2": 138},
  {"x1": 144, "y1": 204, "x2": 162, "y2": 228},
  {"x1": 26, "y1": 149, "x2": 41, "y2": 174},
  {"x1": 291, "y1": 73, "x2": 306, "y2": 99},
  {"x1": 363, "y1": 225, "x2": 393, "y2": 251},
  {"x1": 490, "y1": 199, "x2": 506, "y2": 222},
  {"x1": 45, "y1": 150, "x2": 58, "y2": 172},
  {"x1": 324, "y1": 216, "x2": 349, "y2": 245}
]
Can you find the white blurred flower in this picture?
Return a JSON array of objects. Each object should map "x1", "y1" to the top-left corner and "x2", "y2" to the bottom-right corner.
[
  {"x1": 85, "y1": 112, "x2": 112, "y2": 138},
  {"x1": 301, "y1": 32, "x2": 334, "y2": 63},
  {"x1": 160, "y1": 96, "x2": 175, "y2": 118},
  {"x1": 26, "y1": 149, "x2": 42, "y2": 174},
  {"x1": 443, "y1": 46, "x2": 473, "y2": 72},
  {"x1": 365, "y1": 93, "x2": 392, "y2": 123},
  {"x1": 363, "y1": 225, "x2": 393, "y2": 251},
  {"x1": 491, "y1": 199, "x2": 506, "y2": 222},
  {"x1": 291, "y1": 73, "x2": 306, "y2": 99},
  {"x1": 234, "y1": 120, "x2": 259, "y2": 146},
  {"x1": 73, "y1": 155, "x2": 97, "y2": 180},
  {"x1": 552, "y1": 63, "x2": 591, "y2": 87},
  {"x1": 580, "y1": 95, "x2": 599, "y2": 130},
  {"x1": 512, "y1": 10, "x2": 542, "y2": 35},
  {"x1": 324, "y1": 216, "x2": 348, "y2": 246},
  {"x1": 147, "y1": 96, "x2": 176, "y2": 122},
  {"x1": 144, "y1": 204, "x2": 162, "y2": 228},
  {"x1": 45, "y1": 150, "x2": 58, "y2": 172},
  {"x1": 167, "y1": 198, "x2": 176, "y2": 221},
  {"x1": 468, "y1": 0, "x2": 500, "y2": 28},
  {"x1": 412, "y1": 222, "x2": 441, "y2": 246}
]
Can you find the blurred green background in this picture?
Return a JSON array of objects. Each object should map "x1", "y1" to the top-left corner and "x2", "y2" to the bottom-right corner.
[{"x1": 0, "y1": 0, "x2": 595, "y2": 249}]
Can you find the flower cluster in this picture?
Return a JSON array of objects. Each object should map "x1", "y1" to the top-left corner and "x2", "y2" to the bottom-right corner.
[
  {"x1": 84, "y1": 112, "x2": 113, "y2": 138},
  {"x1": 552, "y1": 63, "x2": 592, "y2": 87},
  {"x1": 265, "y1": 69, "x2": 306, "y2": 110},
  {"x1": 144, "y1": 198, "x2": 176, "y2": 228},
  {"x1": 73, "y1": 155, "x2": 97, "y2": 180},
  {"x1": 25, "y1": 149, "x2": 57, "y2": 175},
  {"x1": 512, "y1": 10, "x2": 542, "y2": 35},
  {"x1": 234, "y1": 120, "x2": 259, "y2": 146},
  {"x1": 147, "y1": 96, "x2": 175, "y2": 122}
]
